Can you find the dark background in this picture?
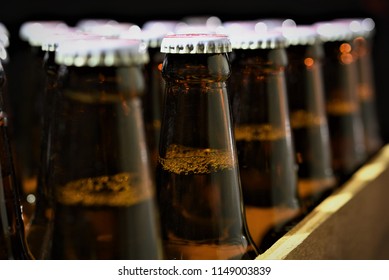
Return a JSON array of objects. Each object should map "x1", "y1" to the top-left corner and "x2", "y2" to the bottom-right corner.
[{"x1": 1, "y1": 0, "x2": 389, "y2": 142}]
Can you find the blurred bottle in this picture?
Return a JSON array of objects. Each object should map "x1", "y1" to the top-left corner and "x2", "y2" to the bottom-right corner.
[
  {"x1": 25, "y1": 30, "x2": 102, "y2": 259},
  {"x1": 0, "y1": 44, "x2": 34, "y2": 260},
  {"x1": 227, "y1": 29, "x2": 303, "y2": 252},
  {"x1": 44, "y1": 37, "x2": 163, "y2": 259},
  {"x1": 17, "y1": 21, "x2": 71, "y2": 223},
  {"x1": 121, "y1": 20, "x2": 181, "y2": 176},
  {"x1": 157, "y1": 33, "x2": 258, "y2": 259},
  {"x1": 314, "y1": 21, "x2": 368, "y2": 183},
  {"x1": 332, "y1": 18, "x2": 383, "y2": 157},
  {"x1": 279, "y1": 25, "x2": 337, "y2": 211}
]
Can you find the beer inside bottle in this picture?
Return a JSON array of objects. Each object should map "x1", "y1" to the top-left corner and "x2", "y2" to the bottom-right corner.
[
  {"x1": 158, "y1": 144, "x2": 255, "y2": 259},
  {"x1": 234, "y1": 123, "x2": 302, "y2": 251},
  {"x1": 52, "y1": 172, "x2": 160, "y2": 259}
]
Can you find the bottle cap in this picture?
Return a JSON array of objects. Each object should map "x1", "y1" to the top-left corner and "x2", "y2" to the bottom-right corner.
[
  {"x1": 76, "y1": 19, "x2": 119, "y2": 31},
  {"x1": 221, "y1": 18, "x2": 296, "y2": 36},
  {"x1": 0, "y1": 23, "x2": 9, "y2": 37},
  {"x1": 228, "y1": 30, "x2": 287, "y2": 50},
  {"x1": 331, "y1": 18, "x2": 375, "y2": 38},
  {"x1": 0, "y1": 23, "x2": 9, "y2": 48},
  {"x1": 76, "y1": 19, "x2": 141, "y2": 37},
  {"x1": 0, "y1": 44, "x2": 6, "y2": 60},
  {"x1": 55, "y1": 37, "x2": 149, "y2": 67},
  {"x1": 221, "y1": 20, "x2": 261, "y2": 35},
  {"x1": 19, "y1": 21, "x2": 69, "y2": 46},
  {"x1": 255, "y1": 18, "x2": 296, "y2": 31},
  {"x1": 160, "y1": 33, "x2": 231, "y2": 54},
  {"x1": 174, "y1": 15, "x2": 224, "y2": 35},
  {"x1": 275, "y1": 25, "x2": 319, "y2": 46},
  {"x1": 313, "y1": 21, "x2": 355, "y2": 42},
  {"x1": 41, "y1": 31, "x2": 102, "y2": 52}
]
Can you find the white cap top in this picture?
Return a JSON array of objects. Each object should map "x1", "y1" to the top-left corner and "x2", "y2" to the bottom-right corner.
[
  {"x1": 331, "y1": 18, "x2": 375, "y2": 38},
  {"x1": 55, "y1": 37, "x2": 149, "y2": 67},
  {"x1": 142, "y1": 20, "x2": 181, "y2": 33},
  {"x1": 275, "y1": 25, "x2": 319, "y2": 46},
  {"x1": 175, "y1": 15, "x2": 223, "y2": 35},
  {"x1": 221, "y1": 18, "x2": 296, "y2": 36},
  {"x1": 0, "y1": 32, "x2": 8, "y2": 48},
  {"x1": 160, "y1": 33, "x2": 231, "y2": 54},
  {"x1": 0, "y1": 22, "x2": 9, "y2": 48},
  {"x1": 228, "y1": 30, "x2": 287, "y2": 50},
  {"x1": 181, "y1": 16, "x2": 222, "y2": 29},
  {"x1": 0, "y1": 44, "x2": 6, "y2": 60},
  {"x1": 0, "y1": 23, "x2": 9, "y2": 37},
  {"x1": 121, "y1": 20, "x2": 180, "y2": 48},
  {"x1": 76, "y1": 20, "x2": 141, "y2": 38},
  {"x1": 41, "y1": 31, "x2": 103, "y2": 52},
  {"x1": 313, "y1": 21, "x2": 355, "y2": 42},
  {"x1": 76, "y1": 19, "x2": 118, "y2": 31},
  {"x1": 19, "y1": 21, "x2": 69, "y2": 46}
]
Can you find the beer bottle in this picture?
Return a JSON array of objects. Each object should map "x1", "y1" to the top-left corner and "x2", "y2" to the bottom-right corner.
[
  {"x1": 26, "y1": 31, "x2": 102, "y2": 259},
  {"x1": 332, "y1": 18, "x2": 382, "y2": 157},
  {"x1": 45, "y1": 37, "x2": 163, "y2": 259},
  {"x1": 314, "y1": 21, "x2": 367, "y2": 183},
  {"x1": 0, "y1": 44, "x2": 34, "y2": 260},
  {"x1": 17, "y1": 21, "x2": 71, "y2": 223},
  {"x1": 227, "y1": 29, "x2": 303, "y2": 252},
  {"x1": 279, "y1": 25, "x2": 337, "y2": 211},
  {"x1": 157, "y1": 33, "x2": 258, "y2": 259}
]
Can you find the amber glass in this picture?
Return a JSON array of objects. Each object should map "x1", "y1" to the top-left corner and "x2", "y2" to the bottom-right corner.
[
  {"x1": 25, "y1": 49, "x2": 58, "y2": 259},
  {"x1": 229, "y1": 46, "x2": 303, "y2": 252},
  {"x1": 157, "y1": 52, "x2": 258, "y2": 260},
  {"x1": 285, "y1": 40, "x2": 337, "y2": 211},
  {"x1": 17, "y1": 21, "x2": 69, "y2": 221},
  {"x1": 321, "y1": 40, "x2": 367, "y2": 182},
  {"x1": 0, "y1": 59, "x2": 34, "y2": 260},
  {"x1": 44, "y1": 58, "x2": 163, "y2": 259},
  {"x1": 353, "y1": 35, "x2": 382, "y2": 156},
  {"x1": 142, "y1": 45, "x2": 166, "y2": 175}
]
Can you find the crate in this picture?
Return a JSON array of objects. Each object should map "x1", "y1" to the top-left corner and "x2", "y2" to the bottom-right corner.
[{"x1": 256, "y1": 144, "x2": 389, "y2": 260}]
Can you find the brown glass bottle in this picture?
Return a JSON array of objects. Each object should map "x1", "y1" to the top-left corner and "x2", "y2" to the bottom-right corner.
[
  {"x1": 332, "y1": 18, "x2": 382, "y2": 157},
  {"x1": 44, "y1": 37, "x2": 163, "y2": 260},
  {"x1": 227, "y1": 30, "x2": 303, "y2": 252},
  {"x1": 314, "y1": 21, "x2": 367, "y2": 183},
  {"x1": 26, "y1": 31, "x2": 102, "y2": 259},
  {"x1": 280, "y1": 25, "x2": 337, "y2": 211},
  {"x1": 0, "y1": 46, "x2": 34, "y2": 260},
  {"x1": 157, "y1": 33, "x2": 258, "y2": 260},
  {"x1": 17, "y1": 21, "x2": 71, "y2": 224}
]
